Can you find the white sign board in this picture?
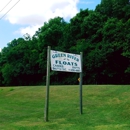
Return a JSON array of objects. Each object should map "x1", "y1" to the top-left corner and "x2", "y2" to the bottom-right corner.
[{"x1": 51, "y1": 50, "x2": 82, "y2": 73}]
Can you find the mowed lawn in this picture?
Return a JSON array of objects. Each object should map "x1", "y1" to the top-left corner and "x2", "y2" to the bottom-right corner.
[{"x1": 0, "y1": 85, "x2": 130, "y2": 130}]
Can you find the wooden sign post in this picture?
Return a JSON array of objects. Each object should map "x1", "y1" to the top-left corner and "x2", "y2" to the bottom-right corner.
[
  {"x1": 44, "y1": 46, "x2": 83, "y2": 121},
  {"x1": 79, "y1": 52, "x2": 83, "y2": 114},
  {"x1": 44, "y1": 46, "x2": 51, "y2": 122}
]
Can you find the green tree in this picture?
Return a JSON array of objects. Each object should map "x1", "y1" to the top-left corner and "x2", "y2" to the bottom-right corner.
[
  {"x1": 122, "y1": 19, "x2": 130, "y2": 76},
  {"x1": 101, "y1": 18, "x2": 130, "y2": 84},
  {"x1": 95, "y1": 0, "x2": 113, "y2": 17}
]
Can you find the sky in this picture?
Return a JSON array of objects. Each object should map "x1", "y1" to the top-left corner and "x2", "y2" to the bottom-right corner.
[{"x1": 0, "y1": 0, "x2": 101, "y2": 50}]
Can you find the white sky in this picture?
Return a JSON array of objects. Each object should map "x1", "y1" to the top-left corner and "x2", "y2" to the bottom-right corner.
[
  {"x1": 0, "y1": 0, "x2": 79, "y2": 36},
  {"x1": 0, "y1": 0, "x2": 101, "y2": 49}
]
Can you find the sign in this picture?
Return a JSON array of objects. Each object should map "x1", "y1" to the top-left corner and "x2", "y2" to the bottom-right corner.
[
  {"x1": 51, "y1": 50, "x2": 82, "y2": 73},
  {"x1": 78, "y1": 78, "x2": 80, "y2": 82},
  {"x1": 44, "y1": 47, "x2": 83, "y2": 122}
]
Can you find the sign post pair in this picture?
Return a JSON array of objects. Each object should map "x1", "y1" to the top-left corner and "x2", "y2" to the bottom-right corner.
[{"x1": 44, "y1": 46, "x2": 83, "y2": 121}]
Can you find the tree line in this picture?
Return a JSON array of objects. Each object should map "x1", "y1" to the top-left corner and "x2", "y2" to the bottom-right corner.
[{"x1": 0, "y1": 0, "x2": 130, "y2": 86}]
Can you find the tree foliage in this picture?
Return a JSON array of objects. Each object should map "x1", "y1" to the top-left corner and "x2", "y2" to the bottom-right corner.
[{"x1": 0, "y1": 0, "x2": 130, "y2": 86}]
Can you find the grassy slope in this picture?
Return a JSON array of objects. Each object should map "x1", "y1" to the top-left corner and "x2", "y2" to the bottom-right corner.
[{"x1": 0, "y1": 85, "x2": 130, "y2": 130}]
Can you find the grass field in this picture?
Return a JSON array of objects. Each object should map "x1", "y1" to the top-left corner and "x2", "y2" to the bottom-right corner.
[{"x1": 0, "y1": 85, "x2": 130, "y2": 130}]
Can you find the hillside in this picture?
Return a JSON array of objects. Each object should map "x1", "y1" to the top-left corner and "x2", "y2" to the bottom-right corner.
[{"x1": 0, "y1": 85, "x2": 130, "y2": 129}]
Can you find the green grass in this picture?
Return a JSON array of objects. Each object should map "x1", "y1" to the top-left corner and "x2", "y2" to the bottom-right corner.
[{"x1": 0, "y1": 85, "x2": 130, "y2": 130}]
